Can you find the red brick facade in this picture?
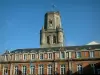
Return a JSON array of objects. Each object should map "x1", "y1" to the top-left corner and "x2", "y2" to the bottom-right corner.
[{"x1": 0, "y1": 47, "x2": 100, "y2": 75}]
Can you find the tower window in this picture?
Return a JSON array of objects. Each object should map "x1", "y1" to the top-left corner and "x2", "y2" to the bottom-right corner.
[
  {"x1": 53, "y1": 36, "x2": 56, "y2": 44},
  {"x1": 49, "y1": 20, "x2": 52, "y2": 24},
  {"x1": 47, "y1": 36, "x2": 50, "y2": 44}
]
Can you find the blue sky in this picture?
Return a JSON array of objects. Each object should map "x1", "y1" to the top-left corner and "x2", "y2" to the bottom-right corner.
[{"x1": 0, "y1": 0, "x2": 100, "y2": 53}]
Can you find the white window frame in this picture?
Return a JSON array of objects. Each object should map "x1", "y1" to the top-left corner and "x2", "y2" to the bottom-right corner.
[
  {"x1": 39, "y1": 53, "x2": 44, "y2": 60},
  {"x1": 77, "y1": 64, "x2": 83, "y2": 74},
  {"x1": 76, "y1": 52, "x2": 81, "y2": 58},
  {"x1": 60, "y1": 52, "x2": 65, "y2": 59},
  {"x1": 14, "y1": 66, "x2": 18, "y2": 75},
  {"x1": 47, "y1": 65, "x2": 52, "y2": 75},
  {"x1": 31, "y1": 54, "x2": 35, "y2": 60},
  {"x1": 15, "y1": 54, "x2": 19, "y2": 61},
  {"x1": 23, "y1": 54, "x2": 27, "y2": 60},
  {"x1": 90, "y1": 51, "x2": 94, "y2": 58},
  {"x1": 22, "y1": 66, "x2": 27, "y2": 75},
  {"x1": 30, "y1": 65, "x2": 35, "y2": 74},
  {"x1": 48, "y1": 53, "x2": 52, "y2": 59},
  {"x1": 60, "y1": 64, "x2": 66, "y2": 75},
  {"x1": 38, "y1": 65, "x2": 44, "y2": 75}
]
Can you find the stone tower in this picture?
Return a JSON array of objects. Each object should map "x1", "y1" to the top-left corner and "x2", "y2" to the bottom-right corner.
[{"x1": 40, "y1": 11, "x2": 64, "y2": 48}]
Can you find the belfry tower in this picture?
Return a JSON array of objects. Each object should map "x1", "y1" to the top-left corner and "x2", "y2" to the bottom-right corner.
[{"x1": 40, "y1": 11, "x2": 64, "y2": 48}]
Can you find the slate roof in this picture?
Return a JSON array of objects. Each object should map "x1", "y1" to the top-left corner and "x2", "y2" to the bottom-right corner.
[{"x1": 10, "y1": 44, "x2": 100, "y2": 53}]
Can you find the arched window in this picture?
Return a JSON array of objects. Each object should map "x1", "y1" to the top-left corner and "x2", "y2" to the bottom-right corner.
[
  {"x1": 53, "y1": 36, "x2": 56, "y2": 44},
  {"x1": 47, "y1": 36, "x2": 50, "y2": 44}
]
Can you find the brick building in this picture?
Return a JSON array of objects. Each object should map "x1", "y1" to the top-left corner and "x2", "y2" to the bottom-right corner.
[{"x1": 0, "y1": 11, "x2": 100, "y2": 75}]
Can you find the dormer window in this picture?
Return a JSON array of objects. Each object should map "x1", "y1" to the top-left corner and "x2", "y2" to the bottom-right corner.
[
  {"x1": 48, "y1": 53, "x2": 52, "y2": 59},
  {"x1": 61, "y1": 52, "x2": 65, "y2": 59},
  {"x1": 15, "y1": 54, "x2": 19, "y2": 60},
  {"x1": 90, "y1": 51, "x2": 94, "y2": 58},
  {"x1": 76, "y1": 52, "x2": 81, "y2": 58},
  {"x1": 23, "y1": 54, "x2": 27, "y2": 60},
  {"x1": 32, "y1": 54, "x2": 35, "y2": 60},
  {"x1": 40, "y1": 54, "x2": 43, "y2": 60}
]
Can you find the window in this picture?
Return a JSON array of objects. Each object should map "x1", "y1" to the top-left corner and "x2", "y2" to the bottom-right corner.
[
  {"x1": 49, "y1": 20, "x2": 52, "y2": 24},
  {"x1": 22, "y1": 66, "x2": 27, "y2": 75},
  {"x1": 90, "y1": 51, "x2": 94, "y2": 58},
  {"x1": 38, "y1": 65, "x2": 44, "y2": 75},
  {"x1": 60, "y1": 64, "x2": 66, "y2": 75},
  {"x1": 40, "y1": 54, "x2": 43, "y2": 60},
  {"x1": 32, "y1": 54, "x2": 35, "y2": 60},
  {"x1": 15, "y1": 66, "x2": 18, "y2": 75},
  {"x1": 5, "y1": 55, "x2": 8, "y2": 61},
  {"x1": 48, "y1": 53, "x2": 52, "y2": 59},
  {"x1": 77, "y1": 64, "x2": 83, "y2": 74},
  {"x1": 53, "y1": 36, "x2": 56, "y2": 44},
  {"x1": 23, "y1": 54, "x2": 27, "y2": 60},
  {"x1": 90, "y1": 64, "x2": 95, "y2": 74},
  {"x1": 76, "y1": 52, "x2": 81, "y2": 58},
  {"x1": 4, "y1": 67, "x2": 8, "y2": 75},
  {"x1": 47, "y1": 36, "x2": 50, "y2": 44},
  {"x1": 15, "y1": 54, "x2": 19, "y2": 60},
  {"x1": 61, "y1": 52, "x2": 65, "y2": 59},
  {"x1": 47, "y1": 65, "x2": 52, "y2": 75},
  {"x1": 30, "y1": 65, "x2": 35, "y2": 74}
]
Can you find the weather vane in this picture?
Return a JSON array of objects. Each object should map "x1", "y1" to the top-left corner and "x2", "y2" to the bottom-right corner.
[{"x1": 51, "y1": 3, "x2": 57, "y2": 11}]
